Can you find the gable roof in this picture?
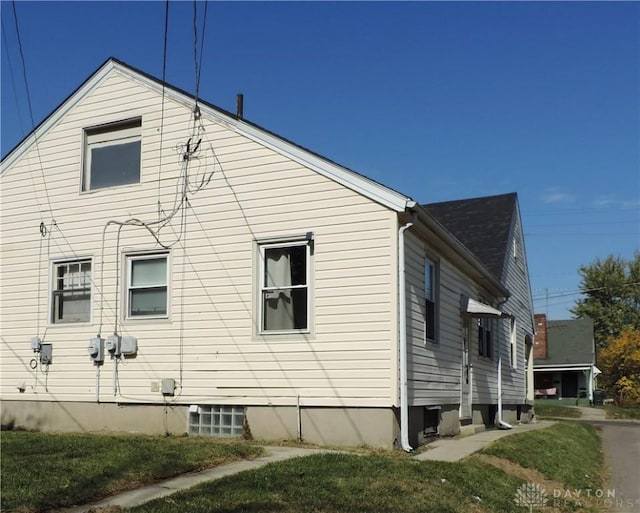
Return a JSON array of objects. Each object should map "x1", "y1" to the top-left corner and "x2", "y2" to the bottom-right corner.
[
  {"x1": 422, "y1": 193, "x2": 517, "y2": 280},
  {"x1": 534, "y1": 318, "x2": 595, "y2": 365},
  {"x1": 1, "y1": 57, "x2": 415, "y2": 213}
]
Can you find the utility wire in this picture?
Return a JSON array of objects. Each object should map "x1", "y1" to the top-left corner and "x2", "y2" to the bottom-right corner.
[
  {"x1": 11, "y1": 0, "x2": 54, "y2": 220},
  {"x1": 533, "y1": 281, "x2": 640, "y2": 301},
  {"x1": 1, "y1": 19, "x2": 26, "y2": 136},
  {"x1": 192, "y1": 0, "x2": 208, "y2": 109},
  {"x1": 156, "y1": 0, "x2": 170, "y2": 214},
  {"x1": 157, "y1": 0, "x2": 170, "y2": 225}
]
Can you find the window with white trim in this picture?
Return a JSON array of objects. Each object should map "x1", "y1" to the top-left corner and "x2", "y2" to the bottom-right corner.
[
  {"x1": 126, "y1": 254, "x2": 168, "y2": 318},
  {"x1": 478, "y1": 317, "x2": 493, "y2": 358},
  {"x1": 510, "y1": 317, "x2": 517, "y2": 368},
  {"x1": 260, "y1": 241, "x2": 309, "y2": 332},
  {"x1": 83, "y1": 118, "x2": 141, "y2": 191},
  {"x1": 424, "y1": 257, "x2": 438, "y2": 342},
  {"x1": 51, "y1": 259, "x2": 91, "y2": 324}
]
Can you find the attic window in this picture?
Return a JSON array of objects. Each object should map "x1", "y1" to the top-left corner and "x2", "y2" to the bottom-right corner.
[{"x1": 83, "y1": 118, "x2": 141, "y2": 191}]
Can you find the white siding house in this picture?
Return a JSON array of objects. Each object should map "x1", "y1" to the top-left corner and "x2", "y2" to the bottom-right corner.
[{"x1": 0, "y1": 58, "x2": 534, "y2": 448}]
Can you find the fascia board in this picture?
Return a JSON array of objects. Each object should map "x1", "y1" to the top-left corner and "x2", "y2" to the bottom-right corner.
[
  {"x1": 534, "y1": 364, "x2": 594, "y2": 371},
  {"x1": 219, "y1": 120, "x2": 414, "y2": 212},
  {"x1": 1, "y1": 60, "x2": 117, "y2": 174},
  {"x1": 115, "y1": 64, "x2": 415, "y2": 213},
  {"x1": 3, "y1": 59, "x2": 415, "y2": 213}
]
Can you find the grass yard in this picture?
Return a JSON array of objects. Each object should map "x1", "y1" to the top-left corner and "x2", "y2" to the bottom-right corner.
[
  {"x1": 129, "y1": 453, "x2": 525, "y2": 513},
  {"x1": 481, "y1": 422, "x2": 602, "y2": 490},
  {"x1": 534, "y1": 402, "x2": 582, "y2": 418},
  {"x1": 129, "y1": 423, "x2": 604, "y2": 513},
  {"x1": 0, "y1": 432, "x2": 264, "y2": 513},
  {"x1": 602, "y1": 404, "x2": 640, "y2": 420}
]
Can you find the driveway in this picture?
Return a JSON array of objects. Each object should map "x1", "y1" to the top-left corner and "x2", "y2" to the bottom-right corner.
[{"x1": 575, "y1": 408, "x2": 640, "y2": 513}]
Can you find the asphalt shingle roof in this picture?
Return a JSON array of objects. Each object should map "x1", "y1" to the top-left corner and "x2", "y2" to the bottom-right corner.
[
  {"x1": 534, "y1": 318, "x2": 596, "y2": 365},
  {"x1": 422, "y1": 193, "x2": 517, "y2": 281}
]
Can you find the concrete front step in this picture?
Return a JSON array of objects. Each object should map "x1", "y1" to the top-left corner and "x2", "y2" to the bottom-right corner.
[{"x1": 459, "y1": 424, "x2": 486, "y2": 437}]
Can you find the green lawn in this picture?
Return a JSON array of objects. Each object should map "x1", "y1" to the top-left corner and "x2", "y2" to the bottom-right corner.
[
  {"x1": 2, "y1": 424, "x2": 604, "y2": 513},
  {"x1": 129, "y1": 423, "x2": 603, "y2": 513},
  {"x1": 481, "y1": 422, "x2": 602, "y2": 490},
  {"x1": 0, "y1": 432, "x2": 264, "y2": 513},
  {"x1": 602, "y1": 404, "x2": 640, "y2": 420},
  {"x1": 534, "y1": 402, "x2": 582, "y2": 418}
]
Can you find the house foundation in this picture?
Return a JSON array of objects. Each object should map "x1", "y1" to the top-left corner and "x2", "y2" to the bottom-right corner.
[{"x1": 1, "y1": 400, "x2": 400, "y2": 449}]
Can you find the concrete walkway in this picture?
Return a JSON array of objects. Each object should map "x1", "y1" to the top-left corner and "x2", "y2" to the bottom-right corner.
[
  {"x1": 415, "y1": 420, "x2": 555, "y2": 462},
  {"x1": 59, "y1": 421, "x2": 560, "y2": 512},
  {"x1": 57, "y1": 446, "x2": 331, "y2": 513},
  {"x1": 575, "y1": 406, "x2": 607, "y2": 421}
]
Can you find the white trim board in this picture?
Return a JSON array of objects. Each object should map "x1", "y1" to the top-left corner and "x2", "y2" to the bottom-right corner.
[{"x1": 2, "y1": 59, "x2": 415, "y2": 213}]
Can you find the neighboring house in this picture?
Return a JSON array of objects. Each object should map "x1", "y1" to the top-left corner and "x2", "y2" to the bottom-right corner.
[
  {"x1": 533, "y1": 314, "x2": 599, "y2": 401},
  {"x1": 423, "y1": 194, "x2": 536, "y2": 427},
  {"x1": 1, "y1": 58, "x2": 535, "y2": 449}
]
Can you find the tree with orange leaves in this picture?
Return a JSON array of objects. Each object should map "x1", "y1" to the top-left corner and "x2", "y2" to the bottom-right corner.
[{"x1": 598, "y1": 328, "x2": 640, "y2": 407}]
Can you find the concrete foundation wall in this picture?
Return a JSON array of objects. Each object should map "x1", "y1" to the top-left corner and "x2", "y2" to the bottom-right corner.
[
  {"x1": 0, "y1": 400, "x2": 189, "y2": 434},
  {"x1": 2, "y1": 400, "x2": 532, "y2": 448},
  {"x1": 246, "y1": 406, "x2": 399, "y2": 448},
  {"x1": 438, "y1": 405, "x2": 462, "y2": 436},
  {"x1": 2, "y1": 400, "x2": 399, "y2": 449},
  {"x1": 406, "y1": 404, "x2": 461, "y2": 445}
]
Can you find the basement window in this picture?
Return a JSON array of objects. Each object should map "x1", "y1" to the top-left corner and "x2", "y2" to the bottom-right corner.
[
  {"x1": 188, "y1": 405, "x2": 245, "y2": 437},
  {"x1": 83, "y1": 118, "x2": 141, "y2": 191}
]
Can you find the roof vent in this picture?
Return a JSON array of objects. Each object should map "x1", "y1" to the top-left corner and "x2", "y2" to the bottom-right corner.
[{"x1": 236, "y1": 94, "x2": 244, "y2": 119}]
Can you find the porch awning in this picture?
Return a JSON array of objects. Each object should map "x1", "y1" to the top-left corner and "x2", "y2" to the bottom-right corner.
[{"x1": 461, "y1": 296, "x2": 507, "y2": 318}]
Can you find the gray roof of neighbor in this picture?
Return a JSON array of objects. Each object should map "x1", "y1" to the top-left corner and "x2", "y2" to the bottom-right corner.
[
  {"x1": 423, "y1": 193, "x2": 517, "y2": 281},
  {"x1": 534, "y1": 318, "x2": 596, "y2": 366}
]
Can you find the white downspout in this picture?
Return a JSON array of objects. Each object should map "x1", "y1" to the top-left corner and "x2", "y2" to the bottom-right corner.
[
  {"x1": 398, "y1": 214, "x2": 415, "y2": 452},
  {"x1": 497, "y1": 320, "x2": 512, "y2": 429}
]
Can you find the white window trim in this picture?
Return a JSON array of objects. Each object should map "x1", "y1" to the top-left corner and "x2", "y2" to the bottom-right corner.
[
  {"x1": 49, "y1": 257, "x2": 93, "y2": 326},
  {"x1": 424, "y1": 256, "x2": 438, "y2": 344},
  {"x1": 258, "y1": 240, "x2": 311, "y2": 335},
  {"x1": 510, "y1": 317, "x2": 518, "y2": 368},
  {"x1": 82, "y1": 118, "x2": 142, "y2": 192},
  {"x1": 125, "y1": 252, "x2": 170, "y2": 320},
  {"x1": 478, "y1": 317, "x2": 493, "y2": 359}
]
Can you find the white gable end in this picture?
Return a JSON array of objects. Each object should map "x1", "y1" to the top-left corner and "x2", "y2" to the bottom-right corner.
[{"x1": 2, "y1": 59, "x2": 415, "y2": 213}]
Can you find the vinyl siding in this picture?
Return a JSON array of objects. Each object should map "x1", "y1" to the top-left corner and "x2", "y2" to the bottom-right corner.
[
  {"x1": 405, "y1": 231, "x2": 496, "y2": 405},
  {"x1": 405, "y1": 228, "x2": 518, "y2": 407},
  {"x1": 1, "y1": 71, "x2": 399, "y2": 408},
  {"x1": 496, "y1": 207, "x2": 535, "y2": 404}
]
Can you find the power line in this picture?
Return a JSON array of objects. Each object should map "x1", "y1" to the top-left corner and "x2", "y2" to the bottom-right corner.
[
  {"x1": 192, "y1": 0, "x2": 208, "y2": 109},
  {"x1": 1, "y1": 19, "x2": 25, "y2": 136},
  {"x1": 157, "y1": 0, "x2": 170, "y2": 225},
  {"x1": 533, "y1": 281, "x2": 640, "y2": 301},
  {"x1": 11, "y1": 0, "x2": 54, "y2": 220}
]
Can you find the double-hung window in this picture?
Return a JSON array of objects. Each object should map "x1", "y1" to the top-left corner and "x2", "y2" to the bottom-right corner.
[
  {"x1": 478, "y1": 317, "x2": 493, "y2": 358},
  {"x1": 260, "y1": 242, "x2": 309, "y2": 332},
  {"x1": 51, "y1": 260, "x2": 91, "y2": 324},
  {"x1": 510, "y1": 317, "x2": 517, "y2": 368},
  {"x1": 424, "y1": 257, "x2": 438, "y2": 342},
  {"x1": 127, "y1": 254, "x2": 168, "y2": 318},
  {"x1": 83, "y1": 118, "x2": 141, "y2": 191}
]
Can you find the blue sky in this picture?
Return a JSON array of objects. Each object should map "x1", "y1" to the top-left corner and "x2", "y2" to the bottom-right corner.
[{"x1": 2, "y1": 1, "x2": 639, "y2": 319}]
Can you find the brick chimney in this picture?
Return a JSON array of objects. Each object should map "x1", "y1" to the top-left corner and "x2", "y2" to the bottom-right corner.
[{"x1": 533, "y1": 313, "x2": 548, "y2": 359}]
